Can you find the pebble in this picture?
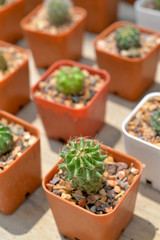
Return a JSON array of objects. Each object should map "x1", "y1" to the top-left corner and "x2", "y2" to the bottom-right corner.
[
  {"x1": 114, "y1": 186, "x2": 121, "y2": 194},
  {"x1": 78, "y1": 198, "x2": 86, "y2": 207},
  {"x1": 118, "y1": 171, "x2": 126, "y2": 180}
]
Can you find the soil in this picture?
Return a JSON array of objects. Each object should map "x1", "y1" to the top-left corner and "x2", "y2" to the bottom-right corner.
[
  {"x1": 34, "y1": 66, "x2": 105, "y2": 109},
  {"x1": 126, "y1": 96, "x2": 160, "y2": 147},
  {"x1": 24, "y1": 6, "x2": 83, "y2": 35},
  {"x1": 0, "y1": 46, "x2": 27, "y2": 81},
  {"x1": 97, "y1": 31, "x2": 160, "y2": 58},
  {"x1": 0, "y1": 118, "x2": 37, "y2": 172},
  {"x1": 46, "y1": 155, "x2": 139, "y2": 215},
  {"x1": 142, "y1": 0, "x2": 160, "y2": 11}
]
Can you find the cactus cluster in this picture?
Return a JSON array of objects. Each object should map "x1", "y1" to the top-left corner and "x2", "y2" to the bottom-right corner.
[
  {"x1": 150, "y1": 109, "x2": 160, "y2": 136},
  {"x1": 0, "y1": 0, "x2": 5, "y2": 5},
  {"x1": 155, "y1": 0, "x2": 160, "y2": 10},
  {"x1": 115, "y1": 25, "x2": 141, "y2": 50},
  {"x1": 0, "y1": 123, "x2": 13, "y2": 156},
  {"x1": 0, "y1": 52, "x2": 8, "y2": 72},
  {"x1": 45, "y1": 0, "x2": 72, "y2": 26},
  {"x1": 55, "y1": 66, "x2": 85, "y2": 95},
  {"x1": 59, "y1": 137, "x2": 107, "y2": 194}
]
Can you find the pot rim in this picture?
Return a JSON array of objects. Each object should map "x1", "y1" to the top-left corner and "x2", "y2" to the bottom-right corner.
[
  {"x1": 94, "y1": 21, "x2": 160, "y2": 63},
  {"x1": 122, "y1": 92, "x2": 160, "y2": 151},
  {"x1": 0, "y1": 110, "x2": 40, "y2": 175}
]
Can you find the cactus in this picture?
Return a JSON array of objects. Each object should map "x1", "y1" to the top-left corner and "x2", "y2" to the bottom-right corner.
[
  {"x1": 115, "y1": 25, "x2": 141, "y2": 50},
  {"x1": 0, "y1": 123, "x2": 13, "y2": 156},
  {"x1": 155, "y1": 0, "x2": 160, "y2": 9},
  {"x1": 0, "y1": 52, "x2": 8, "y2": 72},
  {"x1": 150, "y1": 109, "x2": 160, "y2": 135},
  {"x1": 45, "y1": 0, "x2": 72, "y2": 26},
  {"x1": 0, "y1": 0, "x2": 5, "y2": 5},
  {"x1": 59, "y1": 137, "x2": 107, "y2": 194},
  {"x1": 55, "y1": 66, "x2": 85, "y2": 95}
]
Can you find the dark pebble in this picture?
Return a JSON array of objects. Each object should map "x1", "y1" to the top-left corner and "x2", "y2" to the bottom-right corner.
[
  {"x1": 50, "y1": 175, "x2": 60, "y2": 185},
  {"x1": 72, "y1": 95, "x2": 80, "y2": 103},
  {"x1": 104, "y1": 185, "x2": 112, "y2": 192},
  {"x1": 53, "y1": 190, "x2": 62, "y2": 196},
  {"x1": 90, "y1": 205, "x2": 96, "y2": 213}
]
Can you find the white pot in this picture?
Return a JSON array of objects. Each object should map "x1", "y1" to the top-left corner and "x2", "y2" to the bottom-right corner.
[
  {"x1": 122, "y1": 92, "x2": 160, "y2": 191},
  {"x1": 134, "y1": 0, "x2": 160, "y2": 32}
]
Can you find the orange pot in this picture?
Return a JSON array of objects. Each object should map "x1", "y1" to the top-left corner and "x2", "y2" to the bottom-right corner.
[
  {"x1": 0, "y1": 41, "x2": 30, "y2": 114},
  {"x1": 21, "y1": 5, "x2": 87, "y2": 68},
  {"x1": 94, "y1": 21, "x2": 160, "y2": 101},
  {"x1": 72, "y1": 0, "x2": 119, "y2": 33},
  {"x1": 42, "y1": 143, "x2": 142, "y2": 240},
  {"x1": 24, "y1": 0, "x2": 43, "y2": 14},
  {"x1": 0, "y1": 110, "x2": 41, "y2": 215},
  {"x1": 0, "y1": 0, "x2": 25, "y2": 43},
  {"x1": 123, "y1": 0, "x2": 136, "y2": 4},
  {"x1": 32, "y1": 60, "x2": 110, "y2": 142}
]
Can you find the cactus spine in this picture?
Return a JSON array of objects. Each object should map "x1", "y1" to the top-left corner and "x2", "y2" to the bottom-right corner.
[
  {"x1": 59, "y1": 137, "x2": 107, "y2": 194},
  {"x1": 0, "y1": 123, "x2": 13, "y2": 156},
  {"x1": 45, "y1": 0, "x2": 72, "y2": 26},
  {"x1": 0, "y1": 52, "x2": 8, "y2": 72},
  {"x1": 115, "y1": 25, "x2": 141, "y2": 50},
  {"x1": 150, "y1": 109, "x2": 160, "y2": 136},
  {"x1": 55, "y1": 66, "x2": 85, "y2": 95}
]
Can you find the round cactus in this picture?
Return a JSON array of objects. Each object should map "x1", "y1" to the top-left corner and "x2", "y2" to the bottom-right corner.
[
  {"x1": 0, "y1": 0, "x2": 5, "y2": 5},
  {"x1": 59, "y1": 137, "x2": 107, "y2": 194},
  {"x1": 150, "y1": 109, "x2": 160, "y2": 136},
  {"x1": 45, "y1": 0, "x2": 72, "y2": 26},
  {"x1": 115, "y1": 25, "x2": 141, "y2": 50},
  {"x1": 155, "y1": 0, "x2": 160, "y2": 9},
  {"x1": 55, "y1": 66, "x2": 85, "y2": 95},
  {"x1": 0, "y1": 123, "x2": 13, "y2": 156},
  {"x1": 0, "y1": 53, "x2": 8, "y2": 72}
]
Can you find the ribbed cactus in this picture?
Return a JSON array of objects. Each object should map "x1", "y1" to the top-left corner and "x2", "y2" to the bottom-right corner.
[
  {"x1": 155, "y1": 0, "x2": 160, "y2": 9},
  {"x1": 0, "y1": 123, "x2": 13, "y2": 156},
  {"x1": 59, "y1": 137, "x2": 107, "y2": 194},
  {"x1": 115, "y1": 25, "x2": 141, "y2": 50},
  {"x1": 55, "y1": 66, "x2": 85, "y2": 95},
  {"x1": 0, "y1": 0, "x2": 5, "y2": 5},
  {"x1": 45, "y1": 0, "x2": 72, "y2": 26},
  {"x1": 0, "y1": 53, "x2": 8, "y2": 72},
  {"x1": 150, "y1": 109, "x2": 160, "y2": 135}
]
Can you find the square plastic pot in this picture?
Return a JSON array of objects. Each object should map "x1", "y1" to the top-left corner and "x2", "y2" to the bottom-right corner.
[
  {"x1": 122, "y1": 92, "x2": 160, "y2": 191},
  {"x1": 72, "y1": 0, "x2": 119, "y2": 33},
  {"x1": 32, "y1": 60, "x2": 110, "y2": 142},
  {"x1": 20, "y1": 5, "x2": 87, "y2": 68},
  {"x1": 0, "y1": 41, "x2": 30, "y2": 114},
  {"x1": 94, "y1": 21, "x2": 160, "y2": 101},
  {"x1": 0, "y1": 0, "x2": 25, "y2": 43},
  {"x1": 134, "y1": 0, "x2": 160, "y2": 32},
  {"x1": 42, "y1": 143, "x2": 142, "y2": 240},
  {"x1": 0, "y1": 110, "x2": 41, "y2": 215}
]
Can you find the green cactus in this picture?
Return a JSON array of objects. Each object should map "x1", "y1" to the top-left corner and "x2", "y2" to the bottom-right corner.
[
  {"x1": 0, "y1": 123, "x2": 13, "y2": 156},
  {"x1": 45, "y1": 0, "x2": 72, "y2": 26},
  {"x1": 150, "y1": 109, "x2": 160, "y2": 136},
  {"x1": 115, "y1": 25, "x2": 141, "y2": 50},
  {"x1": 155, "y1": 0, "x2": 160, "y2": 9},
  {"x1": 55, "y1": 66, "x2": 85, "y2": 95},
  {"x1": 59, "y1": 137, "x2": 107, "y2": 194},
  {"x1": 0, "y1": 52, "x2": 8, "y2": 72},
  {"x1": 0, "y1": 0, "x2": 5, "y2": 5}
]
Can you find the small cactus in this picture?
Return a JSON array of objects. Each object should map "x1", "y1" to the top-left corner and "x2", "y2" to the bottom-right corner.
[
  {"x1": 115, "y1": 25, "x2": 141, "y2": 50},
  {"x1": 45, "y1": 0, "x2": 72, "y2": 26},
  {"x1": 0, "y1": 52, "x2": 8, "y2": 72},
  {"x1": 0, "y1": 0, "x2": 5, "y2": 5},
  {"x1": 55, "y1": 66, "x2": 85, "y2": 95},
  {"x1": 150, "y1": 109, "x2": 160, "y2": 136},
  {"x1": 0, "y1": 123, "x2": 13, "y2": 156},
  {"x1": 59, "y1": 137, "x2": 107, "y2": 194},
  {"x1": 155, "y1": 0, "x2": 160, "y2": 9}
]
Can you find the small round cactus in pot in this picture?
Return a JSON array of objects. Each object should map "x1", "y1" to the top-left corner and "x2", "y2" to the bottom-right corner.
[
  {"x1": 0, "y1": 123, "x2": 13, "y2": 156},
  {"x1": 0, "y1": 52, "x2": 8, "y2": 72},
  {"x1": 150, "y1": 108, "x2": 160, "y2": 136}
]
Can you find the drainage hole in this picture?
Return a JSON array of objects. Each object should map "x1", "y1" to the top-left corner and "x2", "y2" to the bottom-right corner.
[
  {"x1": 146, "y1": 179, "x2": 152, "y2": 185},
  {"x1": 25, "y1": 192, "x2": 30, "y2": 199}
]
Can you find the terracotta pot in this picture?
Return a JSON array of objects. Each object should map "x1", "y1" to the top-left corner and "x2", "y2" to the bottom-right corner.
[
  {"x1": 72, "y1": 0, "x2": 119, "y2": 33},
  {"x1": 42, "y1": 143, "x2": 142, "y2": 240},
  {"x1": 123, "y1": 0, "x2": 136, "y2": 4},
  {"x1": 0, "y1": 110, "x2": 41, "y2": 215},
  {"x1": 32, "y1": 60, "x2": 110, "y2": 142},
  {"x1": 20, "y1": 5, "x2": 87, "y2": 68},
  {"x1": 94, "y1": 21, "x2": 160, "y2": 101},
  {"x1": 24, "y1": 0, "x2": 43, "y2": 14},
  {"x1": 0, "y1": 41, "x2": 30, "y2": 114},
  {"x1": 0, "y1": 0, "x2": 25, "y2": 43}
]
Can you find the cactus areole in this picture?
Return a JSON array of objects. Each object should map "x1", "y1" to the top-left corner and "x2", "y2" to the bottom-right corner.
[
  {"x1": 59, "y1": 138, "x2": 107, "y2": 194},
  {"x1": 55, "y1": 66, "x2": 85, "y2": 95},
  {"x1": 115, "y1": 25, "x2": 141, "y2": 50},
  {"x1": 0, "y1": 123, "x2": 13, "y2": 156}
]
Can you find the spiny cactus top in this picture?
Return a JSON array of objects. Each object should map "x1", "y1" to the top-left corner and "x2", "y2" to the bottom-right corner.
[
  {"x1": 115, "y1": 25, "x2": 141, "y2": 50},
  {"x1": 45, "y1": 0, "x2": 72, "y2": 26},
  {"x1": 59, "y1": 137, "x2": 107, "y2": 194},
  {"x1": 155, "y1": 0, "x2": 160, "y2": 9},
  {"x1": 0, "y1": 0, "x2": 5, "y2": 5},
  {"x1": 55, "y1": 66, "x2": 85, "y2": 95},
  {"x1": 0, "y1": 52, "x2": 8, "y2": 72},
  {"x1": 0, "y1": 123, "x2": 13, "y2": 156},
  {"x1": 150, "y1": 109, "x2": 160, "y2": 136}
]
